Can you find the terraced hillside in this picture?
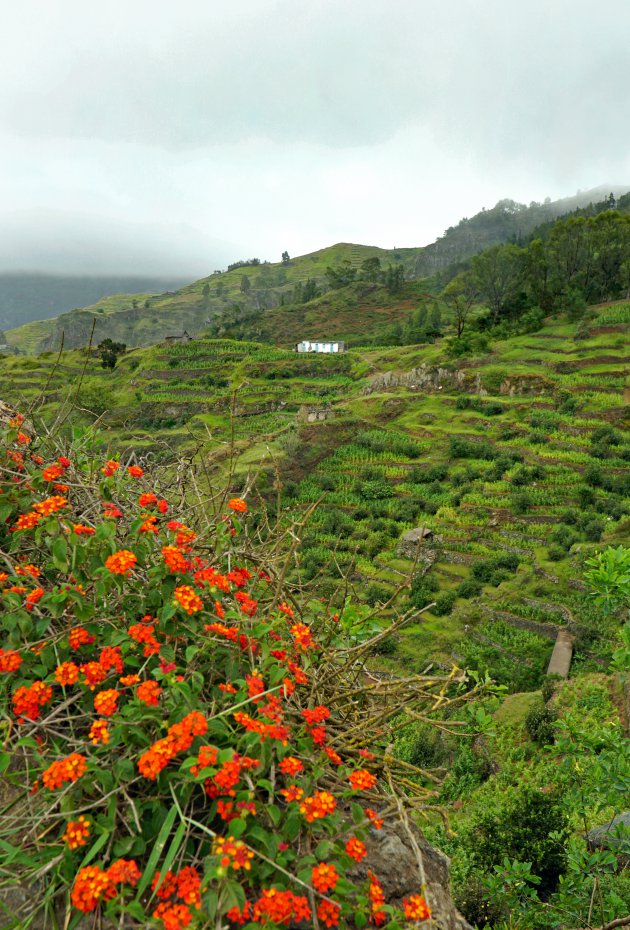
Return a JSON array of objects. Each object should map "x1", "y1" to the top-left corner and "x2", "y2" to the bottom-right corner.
[
  {"x1": 2, "y1": 303, "x2": 628, "y2": 694},
  {"x1": 5, "y1": 243, "x2": 419, "y2": 353}
]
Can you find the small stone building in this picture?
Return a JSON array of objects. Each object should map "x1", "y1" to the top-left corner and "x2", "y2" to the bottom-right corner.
[{"x1": 398, "y1": 527, "x2": 435, "y2": 559}]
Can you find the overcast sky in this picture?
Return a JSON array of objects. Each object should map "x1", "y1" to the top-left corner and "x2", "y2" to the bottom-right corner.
[{"x1": 1, "y1": 0, "x2": 629, "y2": 276}]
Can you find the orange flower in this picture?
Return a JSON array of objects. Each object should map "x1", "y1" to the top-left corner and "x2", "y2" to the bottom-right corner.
[
  {"x1": 368, "y1": 870, "x2": 386, "y2": 926},
  {"x1": 136, "y1": 680, "x2": 162, "y2": 706},
  {"x1": 108, "y1": 858, "x2": 142, "y2": 886},
  {"x1": 128, "y1": 622, "x2": 161, "y2": 656},
  {"x1": 214, "y1": 836, "x2": 254, "y2": 871},
  {"x1": 162, "y1": 545, "x2": 188, "y2": 573},
  {"x1": 290, "y1": 622, "x2": 315, "y2": 651},
  {"x1": 139, "y1": 492, "x2": 158, "y2": 507},
  {"x1": 71, "y1": 865, "x2": 115, "y2": 912},
  {"x1": 80, "y1": 661, "x2": 107, "y2": 689},
  {"x1": 120, "y1": 673, "x2": 141, "y2": 686},
  {"x1": 105, "y1": 549, "x2": 137, "y2": 575},
  {"x1": 12, "y1": 681, "x2": 52, "y2": 721},
  {"x1": 25, "y1": 587, "x2": 45, "y2": 609},
  {"x1": 127, "y1": 465, "x2": 143, "y2": 477},
  {"x1": 173, "y1": 585, "x2": 203, "y2": 615},
  {"x1": 153, "y1": 903, "x2": 193, "y2": 930},
  {"x1": 16, "y1": 563, "x2": 40, "y2": 577},
  {"x1": 252, "y1": 889, "x2": 310, "y2": 925},
  {"x1": 348, "y1": 769, "x2": 377, "y2": 791},
  {"x1": 0, "y1": 648, "x2": 23, "y2": 673},
  {"x1": 140, "y1": 514, "x2": 158, "y2": 533},
  {"x1": 403, "y1": 894, "x2": 431, "y2": 922},
  {"x1": 317, "y1": 899, "x2": 341, "y2": 927},
  {"x1": 138, "y1": 712, "x2": 207, "y2": 780},
  {"x1": 42, "y1": 464, "x2": 64, "y2": 481},
  {"x1": 101, "y1": 459, "x2": 120, "y2": 476},
  {"x1": 103, "y1": 502, "x2": 123, "y2": 518},
  {"x1": 33, "y1": 495, "x2": 67, "y2": 515},
  {"x1": 311, "y1": 862, "x2": 338, "y2": 893},
  {"x1": 71, "y1": 523, "x2": 95, "y2": 535},
  {"x1": 345, "y1": 836, "x2": 367, "y2": 862},
  {"x1": 89, "y1": 719, "x2": 110, "y2": 745},
  {"x1": 218, "y1": 682, "x2": 237, "y2": 694},
  {"x1": 279, "y1": 756, "x2": 304, "y2": 776},
  {"x1": 69, "y1": 626, "x2": 96, "y2": 650},
  {"x1": 280, "y1": 785, "x2": 304, "y2": 803},
  {"x1": 54, "y1": 661, "x2": 80, "y2": 686},
  {"x1": 42, "y1": 753, "x2": 87, "y2": 790},
  {"x1": 228, "y1": 498, "x2": 247, "y2": 513},
  {"x1": 94, "y1": 689, "x2": 120, "y2": 717},
  {"x1": 16, "y1": 431, "x2": 31, "y2": 444},
  {"x1": 299, "y1": 790, "x2": 337, "y2": 822},
  {"x1": 14, "y1": 512, "x2": 40, "y2": 530},
  {"x1": 63, "y1": 816, "x2": 90, "y2": 849}
]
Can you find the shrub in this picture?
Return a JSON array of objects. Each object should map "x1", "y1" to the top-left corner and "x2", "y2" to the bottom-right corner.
[
  {"x1": 457, "y1": 578, "x2": 483, "y2": 599},
  {"x1": 0, "y1": 418, "x2": 454, "y2": 928},
  {"x1": 466, "y1": 787, "x2": 570, "y2": 896},
  {"x1": 547, "y1": 544, "x2": 566, "y2": 562},
  {"x1": 511, "y1": 492, "x2": 532, "y2": 515},
  {"x1": 542, "y1": 674, "x2": 564, "y2": 703},
  {"x1": 525, "y1": 702, "x2": 558, "y2": 745},
  {"x1": 432, "y1": 591, "x2": 458, "y2": 616}
]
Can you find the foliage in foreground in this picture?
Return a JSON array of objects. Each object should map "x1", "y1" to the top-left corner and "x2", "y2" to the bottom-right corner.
[{"x1": 0, "y1": 417, "x2": 481, "y2": 929}]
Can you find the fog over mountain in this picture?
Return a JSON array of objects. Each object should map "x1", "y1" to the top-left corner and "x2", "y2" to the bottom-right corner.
[{"x1": 2, "y1": 0, "x2": 630, "y2": 274}]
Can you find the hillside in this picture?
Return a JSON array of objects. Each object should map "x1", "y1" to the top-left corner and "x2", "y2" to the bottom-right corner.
[
  {"x1": 5, "y1": 243, "x2": 419, "y2": 353},
  {"x1": 0, "y1": 272, "x2": 186, "y2": 333},
  {"x1": 2, "y1": 299, "x2": 629, "y2": 928},
  {"x1": 3, "y1": 303, "x2": 627, "y2": 677},
  {"x1": 411, "y1": 184, "x2": 630, "y2": 278},
  {"x1": 7, "y1": 185, "x2": 629, "y2": 355}
]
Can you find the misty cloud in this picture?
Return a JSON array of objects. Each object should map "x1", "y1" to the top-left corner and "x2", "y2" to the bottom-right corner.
[{"x1": 1, "y1": 0, "x2": 629, "y2": 274}]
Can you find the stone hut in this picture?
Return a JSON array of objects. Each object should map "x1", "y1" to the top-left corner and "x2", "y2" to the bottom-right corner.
[
  {"x1": 164, "y1": 331, "x2": 193, "y2": 344},
  {"x1": 398, "y1": 527, "x2": 435, "y2": 559}
]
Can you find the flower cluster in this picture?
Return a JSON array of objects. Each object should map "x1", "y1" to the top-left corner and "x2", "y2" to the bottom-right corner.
[
  {"x1": 71, "y1": 859, "x2": 141, "y2": 912},
  {"x1": 138, "y1": 711, "x2": 208, "y2": 779},
  {"x1": 0, "y1": 425, "x2": 437, "y2": 930}
]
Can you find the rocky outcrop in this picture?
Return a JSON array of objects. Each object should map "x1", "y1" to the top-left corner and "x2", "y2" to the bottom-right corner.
[
  {"x1": 363, "y1": 366, "x2": 481, "y2": 395},
  {"x1": 363, "y1": 366, "x2": 555, "y2": 397},
  {"x1": 351, "y1": 817, "x2": 472, "y2": 929}
]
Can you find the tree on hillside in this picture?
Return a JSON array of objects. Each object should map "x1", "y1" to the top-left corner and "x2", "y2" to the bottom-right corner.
[
  {"x1": 281, "y1": 251, "x2": 290, "y2": 264},
  {"x1": 384, "y1": 263, "x2": 405, "y2": 294},
  {"x1": 472, "y1": 243, "x2": 524, "y2": 323},
  {"x1": 202, "y1": 283, "x2": 210, "y2": 301},
  {"x1": 97, "y1": 338, "x2": 126, "y2": 370},
  {"x1": 240, "y1": 275, "x2": 251, "y2": 295},
  {"x1": 325, "y1": 261, "x2": 356, "y2": 290},
  {"x1": 360, "y1": 256, "x2": 382, "y2": 282},
  {"x1": 404, "y1": 306, "x2": 428, "y2": 344},
  {"x1": 442, "y1": 271, "x2": 479, "y2": 337}
]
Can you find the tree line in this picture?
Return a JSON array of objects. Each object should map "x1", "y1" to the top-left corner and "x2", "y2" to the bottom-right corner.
[{"x1": 443, "y1": 209, "x2": 630, "y2": 336}]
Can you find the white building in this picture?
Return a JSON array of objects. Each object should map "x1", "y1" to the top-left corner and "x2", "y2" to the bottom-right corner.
[{"x1": 295, "y1": 340, "x2": 346, "y2": 354}]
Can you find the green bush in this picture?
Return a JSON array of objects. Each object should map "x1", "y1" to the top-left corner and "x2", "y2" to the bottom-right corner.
[
  {"x1": 432, "y1": 590, "x2": 458, "y2": 616},
  {"x1": 525, "y1": 702, "x2": 558, "y2": 745},
  {"x1": 457, "y1": 578, "x2": 483, "y2": 599},
  {"x1": 466, "y1": 786, "x2": 570, "y2": 896},
  {"x1": 542, "y1": 674, "x2": 564, "y2": 703}
]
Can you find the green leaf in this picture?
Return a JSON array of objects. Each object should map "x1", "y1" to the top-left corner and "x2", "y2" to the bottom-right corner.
[
  {"x1": 134, "y1": 804, "x2": 178, "y2": 899},
  {"x1": 51, "y1": 536, "x2": 68, "y2": 570},
  {"x1": 78, "y1": 831, "x2": 110, "y2": 868}
]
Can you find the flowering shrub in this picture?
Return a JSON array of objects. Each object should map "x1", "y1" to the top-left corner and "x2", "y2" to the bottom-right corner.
[{"x1": 0, "y1": 416, "x2": 468, "y2": 928}]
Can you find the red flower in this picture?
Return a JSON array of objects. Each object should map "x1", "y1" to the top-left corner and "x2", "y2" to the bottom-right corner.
[{"x1": 127, "y1": 465, "x2": 143, "y2": 477}]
